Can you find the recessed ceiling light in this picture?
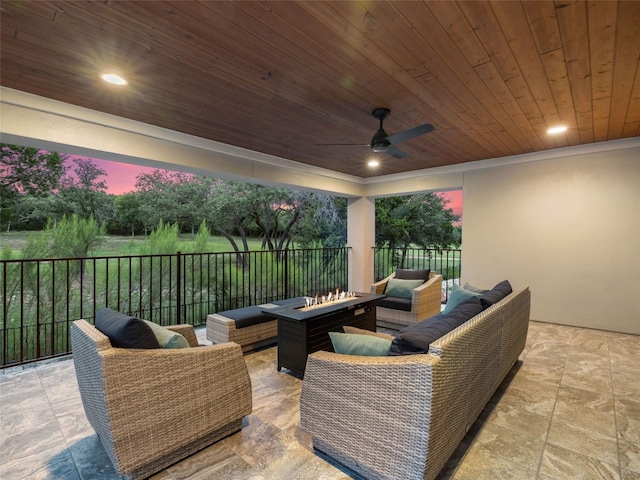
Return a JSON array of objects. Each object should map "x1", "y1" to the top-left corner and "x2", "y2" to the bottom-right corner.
[
  {"x1": 547, "y1": 125, "x2": 568, "y2": 135},
  {"x1": 367, "y1": 159, "x2": 380, "y2": 168},
  {"x1": 101, "y1": 73, "x2": 128, "y2": 86}
]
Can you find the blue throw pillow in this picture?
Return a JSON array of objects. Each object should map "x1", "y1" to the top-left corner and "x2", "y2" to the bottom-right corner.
[
  {"x1": 443, "y1": 285, "x2": 482, "y2": 315},
  {"x1": 389, "y1": 297, "x2": 483, "y2": 356},
  {"x1": 384, "y1": 278, "x2": 425, "y2": 299},
  {"x1": 95, "y1": 307, "x2": 160, "y2": 349},
  {"x1": 329, "y1": 332, "x2": 392, "y2": 356}
]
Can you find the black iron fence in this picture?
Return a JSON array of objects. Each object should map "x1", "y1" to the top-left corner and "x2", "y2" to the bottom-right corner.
[
  {"x1": 1, "y1": 246, "x2": 461, "y2": 368},
  {"x1": 1, "y1": 247, "x2": 349, "y2": 368}
]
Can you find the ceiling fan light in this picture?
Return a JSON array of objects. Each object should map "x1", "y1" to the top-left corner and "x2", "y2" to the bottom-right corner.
[{"x1": 371, "y1": 144, "x2": 388, "y2": 153}]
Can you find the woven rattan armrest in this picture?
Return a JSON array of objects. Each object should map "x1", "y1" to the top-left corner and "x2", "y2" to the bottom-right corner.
[
  {"x1": 301, "y1": 351, "x2": 439, "y2": 480},
  {"x1": 370, "y1": 274, "x2": 391, "y2": 294}
]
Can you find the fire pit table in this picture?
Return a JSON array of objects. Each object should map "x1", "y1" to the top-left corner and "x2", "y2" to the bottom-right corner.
[{"x1": 264, "y1": 292, "x2": 386, "y2": 377}]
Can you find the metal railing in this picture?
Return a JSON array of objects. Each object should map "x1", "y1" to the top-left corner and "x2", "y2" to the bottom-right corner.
[
  {"x1": 1, "y1": 246, "x2": 462, "y2": 368},
  {"x1": 373, "y1": 246, "x2": 462, "y2": 302},
  {"x1": 1, "y1": 247, "x2": 349, "y2": 368}
]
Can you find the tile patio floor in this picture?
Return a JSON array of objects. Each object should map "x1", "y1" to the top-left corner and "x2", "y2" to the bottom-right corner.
[{"x1": 1, "y1": 321, "x2": 639, "y2": 480}]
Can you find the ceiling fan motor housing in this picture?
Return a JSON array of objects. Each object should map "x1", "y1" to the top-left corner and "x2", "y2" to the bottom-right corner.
[
  {"x1": 371, "y1": 129, "x2": 391, "y2": 151},
  {"x1": 371, "y1": 108, "x2": 392, "y2": 151}
]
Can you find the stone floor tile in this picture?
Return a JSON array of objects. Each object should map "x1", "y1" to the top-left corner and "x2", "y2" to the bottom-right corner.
[
  {"x1": 0, "y1": 420, "x2": 72, "y2": 480},
  {"x1": 51, "y1": 395, "x2": 95, "y2": 445},
  {"x1": 612, "y1": 369, "x2": 640, "y2": 400},
  {"x1": 485, "y1": 401, "x2": 551, "y2": 442},
  {"x1": 547, "y1": 419, "x2": 618, "y2": 465},
  {"x1": 539, "y1": 443, "x2": 620, "y2": 480},
  {"x1": 619, "y1": 438, "x2": 640, "y2": 474},
  {"x1": 164, "y1": 442, "x2": 258, "y2": 480},
  {"x1": 68, "y1": 434, "x2": 120, "y2": 479},
  {"x1": 553, "y1": 384, "x2": 616, "y2": 437},
  {"x1": 509, "y1": 361, "x2": 565, "y2": 388},
  {"x1": 448, "y1": 447, "x2": 537, "y2": 480},
  {"x1": 470, "y1": 422, "x2": 545, "y2": 470},
  {"x1": 622, "y1": 469, "x2": 640, "y2": 480},
  {"x1": 498, "y1": 380, "x2": 559, "y2": 417},
  {"x1": 616, "y1": 397, "x2": 640, "y2": 444}
]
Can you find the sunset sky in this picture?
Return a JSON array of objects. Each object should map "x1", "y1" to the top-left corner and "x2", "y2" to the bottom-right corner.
[{"x1": 65, "y1": 156, "x2": 463, "y2": 221}]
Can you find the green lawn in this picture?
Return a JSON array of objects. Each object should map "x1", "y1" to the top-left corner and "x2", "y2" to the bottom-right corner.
[{"x1": 1, "y1": 232, "x2": 266, "y2": 258}]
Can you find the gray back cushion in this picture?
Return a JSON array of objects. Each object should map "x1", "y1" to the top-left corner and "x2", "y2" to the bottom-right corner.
[
  {"x1": 479, "y1": 280, "x2": 512, "y2": 308},
  {"x1": 95, "y1": 307, "x2": 160, "y2": 349},
  {"x1": 389, "y1": 297, "x2": 483, "y2": 356},
  {"x1": 395, "y1": 269, "x2": 430, "y2": 281}
]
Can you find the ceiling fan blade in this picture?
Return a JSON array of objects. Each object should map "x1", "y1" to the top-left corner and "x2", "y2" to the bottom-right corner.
[
  {"x1": 385, "y1": 145, "x2": 407, "y2": 158},
  {"x1": 314, "y1": 143, "x2": 370, "y2": 146},
  {"x1": 385, "y1": 123, "x2": 435, "y2": 145}
]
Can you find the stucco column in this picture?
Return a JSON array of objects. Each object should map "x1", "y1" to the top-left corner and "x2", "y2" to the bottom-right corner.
[{"x1": 347, "y1": 196, "x2": 375, "y2": 292}]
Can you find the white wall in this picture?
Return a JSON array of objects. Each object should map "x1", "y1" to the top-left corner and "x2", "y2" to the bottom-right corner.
[{"x1": 462, "y1": 145, "x2": 640, "y2": 334}]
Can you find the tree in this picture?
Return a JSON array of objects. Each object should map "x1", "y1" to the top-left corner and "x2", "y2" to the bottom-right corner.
[
  {"x1": 113, "y1": 193, "x2": 144, "y2": 236},
  {"x1": 22, "y1": 214, "x2": 105, "y2": 259},
  {"x1": 0, "y1": 144, "x2": 67, "y2": 231},
  {"x1": 375, "y1": 193, "x2": 460, "y2": 251},
  {"x1": 134, "y1": 170, "x2": 213, "y2": 235},
  {"x1": 204, "y1": 180, "x2": 255, "y2": 266},
  {"x1": 290, "y1": 195, "x2": 347, "y2": 248},
  {"x1": 58, "y1": 158, "x2": 115, "y2": 225},
  {"x1": 243, "y1": 186, "x2": 303, "y2": 251}
]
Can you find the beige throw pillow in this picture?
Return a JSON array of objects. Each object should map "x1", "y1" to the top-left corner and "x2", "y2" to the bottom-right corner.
[{"x1": 343, "y1": 325, "x2": 394, "y2": 340}]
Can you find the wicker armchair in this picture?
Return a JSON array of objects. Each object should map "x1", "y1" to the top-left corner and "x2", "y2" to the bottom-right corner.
[
  {"x1": 371, "y1": 271, "x2": 443, "y2": 329},
  {"x1": 71, "y1": 320, "x2": 252, "y2": 480}
]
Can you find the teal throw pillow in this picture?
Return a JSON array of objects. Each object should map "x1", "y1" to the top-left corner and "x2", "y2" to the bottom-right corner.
[
  {"x1": 384, "y1": 278, "x2": 425, "y2": 299},
  {"x1": 329, "y1": 332, "x2": 392, "y2": 356},
  {"x1": 143, "y1": 320, "x2": 190, "y2": 349},
  {"x1": 443, "y1": 285, "x2": 482, "y2": 316}
]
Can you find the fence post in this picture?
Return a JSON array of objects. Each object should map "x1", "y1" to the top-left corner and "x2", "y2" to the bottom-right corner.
[
  {"x1": 284, "y1": 249, "x2": 289, "y2": 299},
  {"x1": 176, "y1": 251, "x2": 182, "y2": 323}
]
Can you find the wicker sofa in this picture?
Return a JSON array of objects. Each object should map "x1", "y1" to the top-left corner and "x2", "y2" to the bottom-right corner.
[
  {"x1": 371, "y1": 270, "x2": 443, "y2": 330},
  {"x1": 300, "y1": 285, "x2": 531, "y2": 480},
  {"x1": 71, "y1": 319, "x2": 253, "y2": 480}
]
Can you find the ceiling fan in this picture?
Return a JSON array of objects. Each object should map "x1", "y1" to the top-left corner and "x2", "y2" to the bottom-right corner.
[{"x1": 317, "y1": 108, "x2": 435, "y2": 158}]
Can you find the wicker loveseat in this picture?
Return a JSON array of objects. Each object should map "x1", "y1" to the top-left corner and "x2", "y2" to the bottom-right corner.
[
  {"x1": 71, "y1": 318, "x2": 252, "y2": 480},
  {"x1": 371, "y1": 269, "x2": 443, "y2": 330},
  {"x1": 300, "y1": 285, "x2": 531, "y2": 480}
]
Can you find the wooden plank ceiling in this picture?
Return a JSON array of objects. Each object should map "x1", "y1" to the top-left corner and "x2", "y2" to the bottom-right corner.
[{"x1": 1, "y1": 1, "x2": 639, "y2": 178}]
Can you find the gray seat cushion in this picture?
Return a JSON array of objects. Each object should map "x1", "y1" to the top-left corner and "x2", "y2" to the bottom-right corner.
[
  {"x1": 220, "y1": 297, "x2": 306, "y2": 329},
  {"x1": 218, "y1": 306, "x2": 270, "y2": 329},
  {"x1": 377, "y1": 296, "x2": 412, "y2": 312}
]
